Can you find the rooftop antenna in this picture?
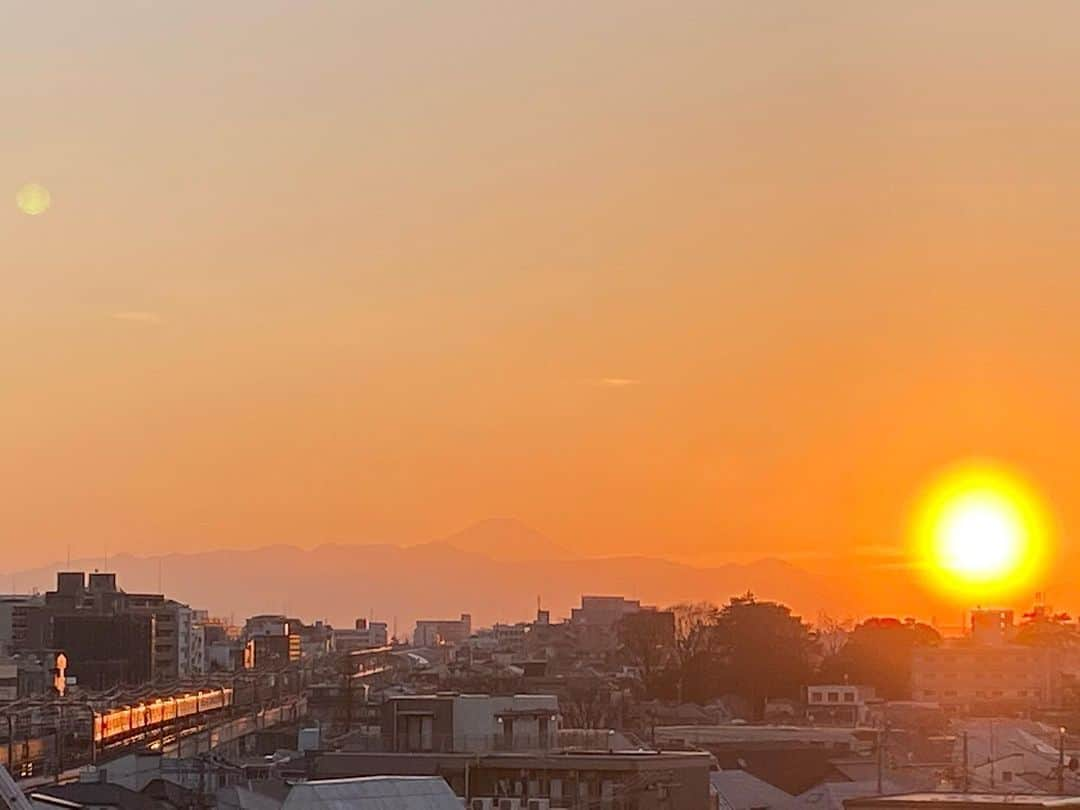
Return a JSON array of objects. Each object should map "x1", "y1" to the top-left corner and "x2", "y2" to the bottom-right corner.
[
  {"x1": 67, "y1": 544, "x2": 71, "y2": 568},
  {"x1": 158, "y1": 558, "x2": 163, "y2": 593}
]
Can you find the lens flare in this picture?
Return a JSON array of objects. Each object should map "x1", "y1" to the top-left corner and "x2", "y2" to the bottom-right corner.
[
  {"x1": 911, "y1": 460, "x2": 1052, "y2": 599},
  {"x1": 16, "y1": 183, "x2": 51, "y2": 216}
]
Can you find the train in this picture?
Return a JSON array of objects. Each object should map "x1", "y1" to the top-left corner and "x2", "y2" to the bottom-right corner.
[{"x1": 92, "y1": 686, "x2": 234, "y2": 745}]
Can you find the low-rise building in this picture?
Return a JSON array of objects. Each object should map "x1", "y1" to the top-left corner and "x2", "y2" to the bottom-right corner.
[
  {"x1": 805, "y1": 684, "x2": 876, "y2": 725},
  {"x1": 414, "y1": 615, "x2": 472, "y2": 647},
  {"x1": 302, "y1": 749, "x2": 713, "y2": 810},
  {"x1": 382, "y1": 693, "x2": 559, "y2": 753},
  {"x1": 334, "y1": 619, "x2": 389, "y2": 653},
  {"x1": 493, "y1": 622, "x2": 528, "y2": 651},
  {"x1": 845, "y1": 794, "x2": 1080, "y2": 810},
  {"x1": 911, "y1": 642, "x2": 1057, "y2": 710}
]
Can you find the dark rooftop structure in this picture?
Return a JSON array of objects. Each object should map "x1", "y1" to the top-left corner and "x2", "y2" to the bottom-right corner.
[
  {"x1": 302, "y1": 749, "x2": 713, "y2": 810},
  {"x1": 843, "y1": 795, "x2": 1080, "y2": 810},
  {"x1": 29, "y1": 783, "x2": 163, "y2": 810}
]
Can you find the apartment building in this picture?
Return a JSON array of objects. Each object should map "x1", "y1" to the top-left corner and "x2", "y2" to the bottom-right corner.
[
  {"x1": 414, "y1": 614, "x2": 473, "y2": 647},
  {"x1": 911, "y1": 610, "x2": 1058, "y2": 710},
  {"x1": 382, "y1": 693, "x2": 559, "y2": 753}
]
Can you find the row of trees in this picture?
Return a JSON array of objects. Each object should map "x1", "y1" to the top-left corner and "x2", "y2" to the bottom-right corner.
[{"x1": 619, "y1": 594, "x2": 943, "y2": 717}]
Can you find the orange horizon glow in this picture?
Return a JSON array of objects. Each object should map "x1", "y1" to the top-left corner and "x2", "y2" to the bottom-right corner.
[{"x1": 5, "y1": 4, "x2": 1080, "y2": 620}]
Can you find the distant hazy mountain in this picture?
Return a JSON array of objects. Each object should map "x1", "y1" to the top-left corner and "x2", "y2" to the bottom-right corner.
[
  {"x1": 432, "y1": 518, "x2": 579, "y2": 561},
  {"x1": 4, "y1": 535, "x2": 847, "y2": 633}
]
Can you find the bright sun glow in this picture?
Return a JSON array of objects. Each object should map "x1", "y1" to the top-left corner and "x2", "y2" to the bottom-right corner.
[{"x1": 912, "y1": 460, "x2": 1052, "y2": 598}]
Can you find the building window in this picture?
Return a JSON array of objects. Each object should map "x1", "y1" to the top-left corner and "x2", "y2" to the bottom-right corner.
[
  {"x1": 844, "y1": 693, "x2": 855, "y2": 703},
  {"x1": 924, "y1": 690, "x2": 935, "y2": 698},
  {"x1": 811, "y1": 692, "x2": 823, "y2": 702},
  {"x1": 945, "y1": 690, "x2": 957, "y2": 697},
  {"x1": 397, "y1": 714, "x2": 433, "y2": 752},
  {"x1": 827, "y1": 692, "x2": 840, "y2": 703}
]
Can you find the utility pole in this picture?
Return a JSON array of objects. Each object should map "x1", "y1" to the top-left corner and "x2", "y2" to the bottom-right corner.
[
  {"x1": 7, "y1": 713, "x2": 14, "y2": 772},
  {"x1": 989, "y1": 720, "x2": 995, "y2": 789},
  {"x1": 962, "y1": 731, "x2": 969, "y2": 792},
  {"x1": 877, "y1": 724, "x2": 886, "y2": 794},
  {"x1": 55, "y1": 705, "x2": 63, "y2": 782},
  {"x1": 342, "y1": 658, "x2": 353, "y2": 733}
]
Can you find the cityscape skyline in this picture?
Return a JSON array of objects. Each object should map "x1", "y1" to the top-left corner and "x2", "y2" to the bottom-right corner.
[
  {"x1": 0, "y1": 516, "x2": 1070, "y2": 631},
  {"x1": 8, "y1": 3, "x2": 1080, "y2": 807}
]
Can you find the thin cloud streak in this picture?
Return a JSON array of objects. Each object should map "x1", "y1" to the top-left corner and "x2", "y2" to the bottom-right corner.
[
  {"x1": 588, "y1": 377, "x2": 642, "y2": 387},
  {"x1": 111, "y1": 311, "x2": 163, "y2": 324}
]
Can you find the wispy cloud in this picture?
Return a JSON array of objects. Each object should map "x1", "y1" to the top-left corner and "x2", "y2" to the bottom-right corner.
[
  {"x1": 852, "y1": 545, "x2": 908, "y2": 559},
  {"x1": 589, "y1": 377, "x2": 642, "y2": 387},
  {"x1": 111, "y1": 311, "x2": 163, "y2": 325}
]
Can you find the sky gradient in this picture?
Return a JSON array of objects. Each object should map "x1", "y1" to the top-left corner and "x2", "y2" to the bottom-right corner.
[{"x1": 5, "y1": 3, "x2": 1080, "y2": 612}]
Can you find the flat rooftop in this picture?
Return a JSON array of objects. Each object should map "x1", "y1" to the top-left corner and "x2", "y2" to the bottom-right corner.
[{"x1": 846, "y1": 795, "x2": 1080, "y2": 807}]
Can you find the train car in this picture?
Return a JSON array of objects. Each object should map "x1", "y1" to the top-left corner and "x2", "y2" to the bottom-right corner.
[
  {"x1": 130, "y1": 705, "x2": 147, "y2": 731},
  {"x1": 162, "y1": 697, "x2": 177, "y2": 723},
  {"x1": 197, "y1": 688, "x2": 229, "y2": 713},
  {"x1": 146, "y1": 700, "x2": 164, "y2": 727},
  {"x1": 99, "y1": 707, "x2": 132, "y2": 741},
  {"x1": 175, "y1": 694, "x2": 198, "y2": 718}
]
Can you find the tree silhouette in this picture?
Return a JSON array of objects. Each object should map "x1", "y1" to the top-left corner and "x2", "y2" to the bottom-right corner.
[
  {"x1": 618, "y1": 610, "x2": 675, "y2": 694},
  {"x1": 712, "y1": 592, "x2": 813, "y2": 718},
  {"x1": 669, "y1": 601, "x2": 721, "y2": 703},
  {"x1": 818, "y1": 617, "x2": 940, "y2": 699}
]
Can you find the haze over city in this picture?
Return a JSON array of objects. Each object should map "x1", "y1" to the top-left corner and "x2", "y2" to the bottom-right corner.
[{"x1": 7, "y1": 3, "x2": 1080, "y2": 619}]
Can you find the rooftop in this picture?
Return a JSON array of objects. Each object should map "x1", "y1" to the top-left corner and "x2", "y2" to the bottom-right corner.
[
  {"x1": 281, "y1": 776, "x2": 461, "y2": 810},
  {"x1": 845, "y1": 795, "x2": 1080, "y2": 807}
]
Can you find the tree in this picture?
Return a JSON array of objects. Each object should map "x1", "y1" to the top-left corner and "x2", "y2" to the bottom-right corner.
[
  {"x1": 561, "y1": 678, "x2": 611, "y2": 728},
  {"x1": 669, "y1": 602, "x2": 721, "y2": 703},
  {"x1": 814, "y1": 612, "x2": 854, "y2": 659},
  {"x1": 618, "y1": 611, "x2": 675, "y2": 693},
  {"x1": 712, "y1": 593, "x2": 813, "y2": 719},
  {"x1": 817, "y1": 617, "x2": 940, "y2": 699},
  {"x1": 1016, "y1": 611, "x2": 1077, "y2": 647}
]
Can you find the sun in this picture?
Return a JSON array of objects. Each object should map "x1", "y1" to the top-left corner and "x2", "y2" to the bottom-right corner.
[
  {"x1": 937, "y1": 493, "x2": 1023, "y2": 580},
  {"x1": 912, "y1": 460, "x2": 1052, "y2": 598}
]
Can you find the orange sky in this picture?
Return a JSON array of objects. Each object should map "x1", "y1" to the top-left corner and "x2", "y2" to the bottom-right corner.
[{"x1": 4, "y1": 3, "x2": 1080, "y2": 611}]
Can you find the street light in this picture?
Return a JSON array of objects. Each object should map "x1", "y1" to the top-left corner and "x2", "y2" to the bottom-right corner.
[{"x1": 1058, "y1": 726, "x2": 1067, "y2": 794}]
